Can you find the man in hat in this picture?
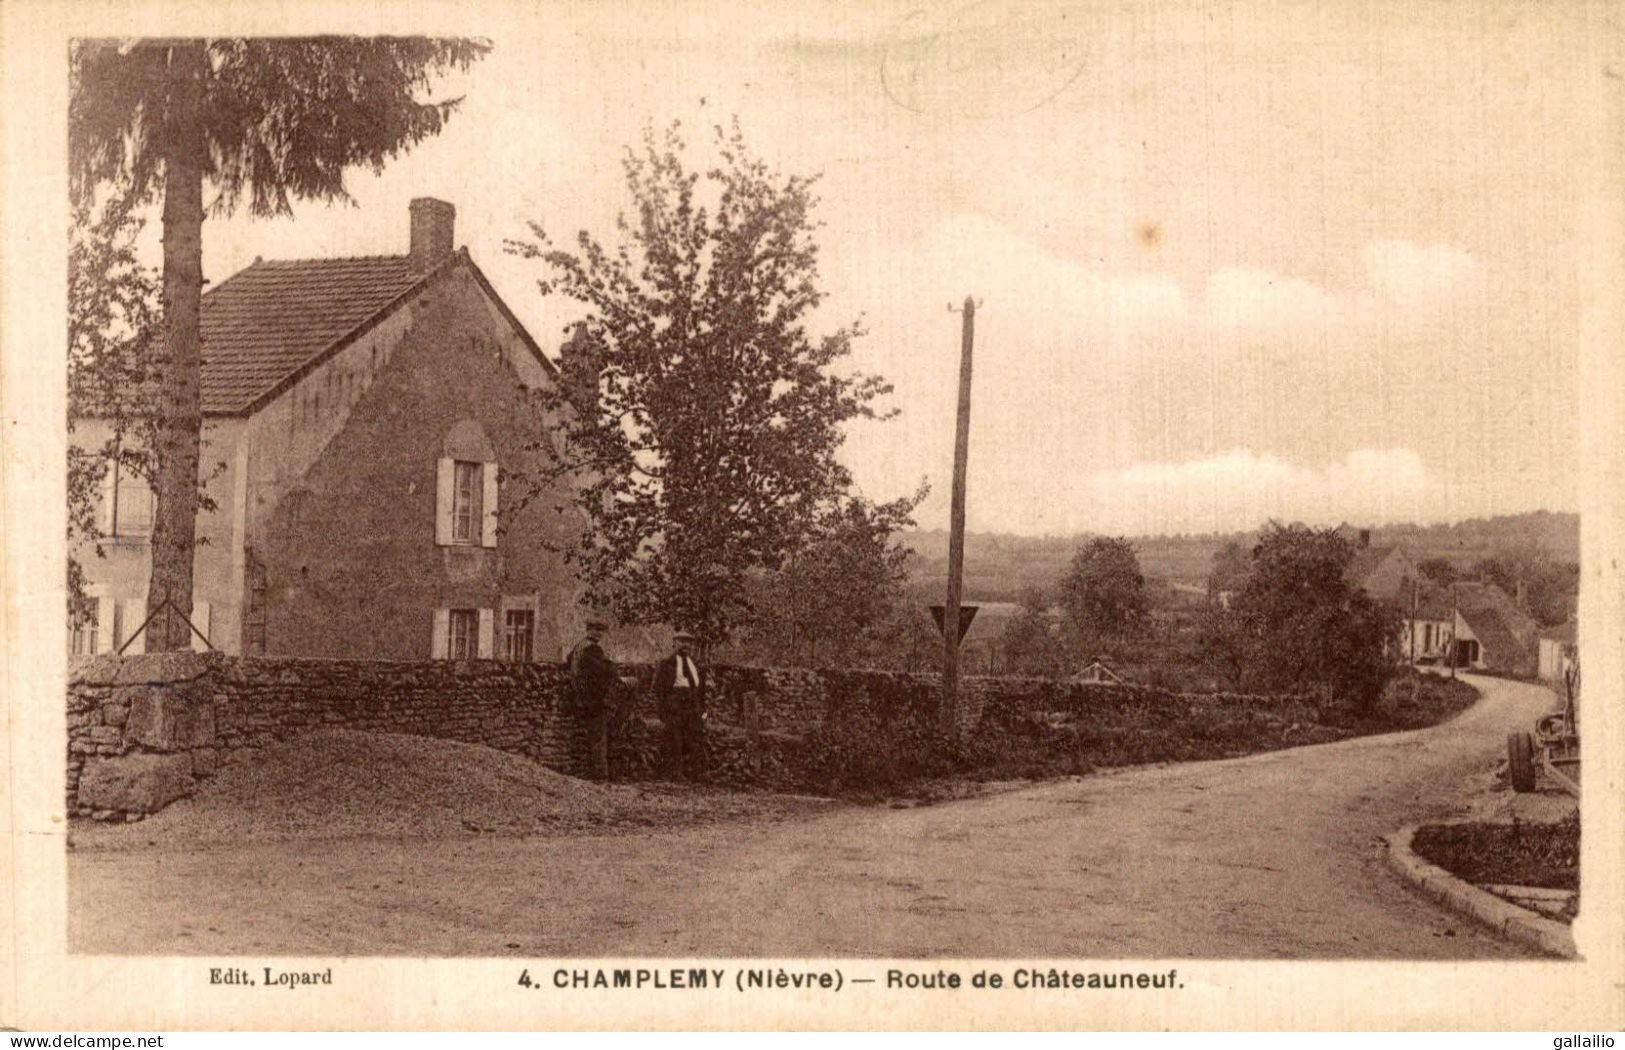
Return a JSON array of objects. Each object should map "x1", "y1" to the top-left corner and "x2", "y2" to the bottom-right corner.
[
  {"x1": 566, "y1": 618, "x2": 618, "y2": 780},
  {"x1": 653, "y1": 630, "x2": 707, "y2": 779}
]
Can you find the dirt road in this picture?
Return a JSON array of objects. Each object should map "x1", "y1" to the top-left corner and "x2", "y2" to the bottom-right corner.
[{"x1": 70, "y1": 673, "x2": 1555, "y2": 958}]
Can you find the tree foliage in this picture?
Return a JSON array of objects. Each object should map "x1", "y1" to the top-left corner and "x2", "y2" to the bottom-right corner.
[
  {"x1": 67, "y1": 192, "x2": 162, "y2": 618},
  {"x1": 730, "y1": 487, "x2": 927, "y2": 667},
  {"x1": 1060, "y1": 536, "x2": 1149, "y2": 641},
  {"x1": 1416, "y1": 556, "x2": 1460, "y2": 587},
  {"x1": 999, "y1": 586, "x2": 1069, "y2": 677},
  {"x1": 70, "y1": 38, "x2": 490, "y2": 215},
  {"x1": 1211, "y1": 523, "x2": 1399, "y2": 709},
  {"x1": 1207, "y1": 540, "x2": 1249, "y2": 600},
  {"x1": 1471, "y1": 545, "x2": 1577, "y2": 627},
  {"x1": 69, "y1": 36, "x2": 488, "y2": 649},
  {"x1": 507, "y1": 121, "x2": 898, "y2": 640}
]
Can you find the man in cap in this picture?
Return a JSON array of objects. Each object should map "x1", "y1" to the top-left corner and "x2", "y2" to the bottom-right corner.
[
  {"x1": 653, "y1": 629, "x2": 707, "y2": 779},
  {"x1": 566, "y1": 618, "x2": 618, "y2": 780}
]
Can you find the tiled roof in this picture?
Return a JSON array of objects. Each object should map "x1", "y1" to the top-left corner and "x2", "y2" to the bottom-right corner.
[
  {"x1": 1455, "y1": 581, "x2": 1538, "y2": 644},
  {"x1": 199, "y1": 255, "x2": 428, "y2": 415},
  {"x1": 1460, "y1": 605, "x2": 1528, "y2": 669},
  {"x1": 1411, "y1": 585, "x2": 1455, "y2": 620}
]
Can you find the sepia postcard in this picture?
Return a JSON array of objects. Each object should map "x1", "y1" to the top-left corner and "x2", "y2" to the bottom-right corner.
[{"x1": 2, "y1": 0, "x2": 1623, "y2": 1032}]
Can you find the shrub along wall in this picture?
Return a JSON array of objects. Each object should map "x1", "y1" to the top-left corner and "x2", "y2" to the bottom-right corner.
[
  {"x1": 67, "y1": 652, "x2": 1339, "y2": 818},
  {"x1": 608, "y1": 666, "x2": 1331, "y2": 796}
]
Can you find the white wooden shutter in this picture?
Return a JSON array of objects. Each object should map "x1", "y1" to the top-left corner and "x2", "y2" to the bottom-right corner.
[
  {"x1": 431, "y1": 608, "x2": 449, "y2": 659},
  {"x1": 480, "y1": 462, "x2": 499, "y2": 548},
  {"x1": 124, "y1": 597, "x2": 147, "y2": 655},
  {"x1": 477, "y1": 608, "x2": 494, "y2": 658},
  {"x1": 434, "y1": 458, "x2": 455, "y2": 545},
  {"x1": 189, "y1": 600, "x2": 212, "y2": 652},
  {"x1": 95, "y1": 596, "x2": 116, "y2": 654},
  {"x1": 100, "y1": 464, "x2": 117, "y2": 536}
]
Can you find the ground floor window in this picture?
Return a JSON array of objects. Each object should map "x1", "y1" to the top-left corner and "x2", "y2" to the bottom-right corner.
[
  {"x1": 504, "y1": 609, "x2": 535, "y2": 663},
  {"x1": 70, "y1": 605, "x2": 98, "y2": 655},
  {"x1": 449, "y1": 608, "x2": 478, "y2": 660}
]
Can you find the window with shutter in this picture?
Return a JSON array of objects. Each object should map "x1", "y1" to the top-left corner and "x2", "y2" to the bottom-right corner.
[
  {"x1": 481, "y1": 461, "x2": 499, "y2": 548},
  {"x1": 448, "y1": 608, "x2": 478, "y2": 659},
  {"x1": 451, "y1": 461, "x2": 481, "y2": 544}
]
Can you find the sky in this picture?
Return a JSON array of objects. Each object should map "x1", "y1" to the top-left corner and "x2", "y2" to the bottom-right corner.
[{"x1": 135, "y1": 0, "x2": 1610, "y2": 536}]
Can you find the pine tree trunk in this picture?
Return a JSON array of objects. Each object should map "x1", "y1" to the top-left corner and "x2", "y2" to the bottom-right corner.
[{"x1": 144, "y1": 41, "x2": 206, "y2": 652}]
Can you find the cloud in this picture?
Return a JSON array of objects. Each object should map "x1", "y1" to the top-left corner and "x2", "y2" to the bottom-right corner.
[
  {"x1": 1203, "y1": 266, "x2": 1335, "y2": 335},
  {"x1": 921, "y1": 213, "x2": 1189, "y2": 341},
  {"x1": 1073, "y1": 448, "x2": 1438, "y2": 535},
  {"x1": 1361, "y1": 240, "x2": 1476, "y2": 306}
]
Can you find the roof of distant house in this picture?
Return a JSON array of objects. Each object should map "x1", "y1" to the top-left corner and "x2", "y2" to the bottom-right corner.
[
  {"x1": 1538, "y1": 620, "x2": 1577, "y2": 645},
  {"x1": 1411, "y1": 585, "x2": 1456, "y2": 620},
  {"x1": 198, "y1": 250, "x2": 553, "y2": 416}
]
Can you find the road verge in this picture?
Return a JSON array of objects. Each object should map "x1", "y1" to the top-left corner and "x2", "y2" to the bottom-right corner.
[{"x1": 1384, "y1": 823, "x2": 1577, "y2": 959}]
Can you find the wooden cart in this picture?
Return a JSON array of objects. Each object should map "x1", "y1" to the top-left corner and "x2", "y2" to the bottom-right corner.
[{"x1": 1508, "y1": 664, "x2": 1580, "y2": 796}]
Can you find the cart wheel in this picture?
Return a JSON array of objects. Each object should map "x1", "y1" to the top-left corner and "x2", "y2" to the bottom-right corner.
[{"x1": 1507, "y1": 731, "x2": 1537, "y2": 793}]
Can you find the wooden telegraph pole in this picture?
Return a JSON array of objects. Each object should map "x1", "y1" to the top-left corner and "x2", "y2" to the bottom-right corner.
[{"x1": 941, "y1": 296, "x2": 977, "y2": 736}]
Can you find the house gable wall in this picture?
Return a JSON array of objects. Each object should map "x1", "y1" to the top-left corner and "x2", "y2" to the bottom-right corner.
[{"x1": 257, "y1": 263, "x2": 583, "y2": 660}]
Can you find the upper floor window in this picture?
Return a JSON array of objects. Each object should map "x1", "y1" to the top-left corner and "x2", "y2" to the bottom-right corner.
[
  {"x1": 102, "y1": 460, "x2": 154, "y2": 538},
  {"x1": 452, "y1": 460, "x2": 481, "y2": 543},
  {"x1": 435, "y1": 422, "x2": 498, "y2": 549}
]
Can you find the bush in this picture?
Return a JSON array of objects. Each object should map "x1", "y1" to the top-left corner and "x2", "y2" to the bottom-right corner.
[
  {"x1": 1412, "y1": 813, "x2": 1579, "y2": 891},
  {"x1": 799, "y1": 708, "x2": 965, "y2": 796}
]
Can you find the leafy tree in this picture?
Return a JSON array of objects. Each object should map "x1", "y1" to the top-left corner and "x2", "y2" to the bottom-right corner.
[
  {"x1": 1223, "y1": 523, "x2": 1398, "y2": 709},
  {"x1": 1416, "y1": 556, "x2": 1460, "y2": 587},
  {"x1": 69, "y1": 36, "x2": 489, "y2": 649},
  {"x1": 1207, "y1": 540, "x2": 1249, "y2": 603},
  {"x1": 67, "y1": 192, "x2": 161, "y2": 622},
  {"x1": 507, "y1": 121, "x2": 896, "y2": 641},
  {"x1": 999, "y1": 585, "x2": 1067, "y2": 677},
  {"x1": 1060, "y1": 536, "x2": 1149, "y2": 642},
  {"x1": 1471, "y1": 545, "x2": 1577, "y2": 626},
  {"x1": 731, "y1": 487, "x2": 926, "y2": 668}
]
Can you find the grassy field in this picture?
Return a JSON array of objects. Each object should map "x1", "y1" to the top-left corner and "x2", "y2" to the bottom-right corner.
[{"x1": 902, "y1": 510, "x2": 1579, "y2": 602}]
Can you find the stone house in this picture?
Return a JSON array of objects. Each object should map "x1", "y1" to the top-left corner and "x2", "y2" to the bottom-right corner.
[
  {"x1": 70, "y1": 198, "x2": 590, "y2": 662},
  {"x1": 1343, "y1": 533, "x2": 1418, "y2": 608},
  {"x1": 1400, "y1": 580, "x2": 1541, "y2": 676},
  {"x1": 1400, "y1": 585, "x2": 1456, "y2": 663}
]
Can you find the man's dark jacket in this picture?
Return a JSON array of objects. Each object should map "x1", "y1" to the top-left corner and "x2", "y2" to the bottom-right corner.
[
  {"x1": 566, "y1": 638, "x2": 617, "y2": 715},
  {"x1": 652, "y1": 653, "x2": 707, "y2": 715}
]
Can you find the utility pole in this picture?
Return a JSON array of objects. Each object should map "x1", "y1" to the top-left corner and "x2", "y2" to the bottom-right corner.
[
  {"x1": 1449, "y1": 581, "x2": 1458, "y2": 680},
  {"x1": 1410, "y1": 575, "x2": 1419, "y2": 701},
  {"x1": 941, "y1": 296, "x2": 976, "y2": 736}
]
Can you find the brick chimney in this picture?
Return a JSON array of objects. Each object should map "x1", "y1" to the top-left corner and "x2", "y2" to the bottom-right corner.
[{"x1": 409, "y1": 197, "x2": 456, "y2": 273}]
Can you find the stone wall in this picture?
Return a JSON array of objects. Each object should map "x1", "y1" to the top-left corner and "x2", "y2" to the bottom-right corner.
[
  {"x1": 67, "y1": 652, "x2": 1321, "y2": 818},
  {"x1": 66, "y1": 652, "x2": 578, "y2": 820}
]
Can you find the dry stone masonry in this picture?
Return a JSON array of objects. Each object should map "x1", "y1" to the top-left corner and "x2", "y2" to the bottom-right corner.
[{"x1": 67, "y1": 652, "x2": 1323, "y2": 819}]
